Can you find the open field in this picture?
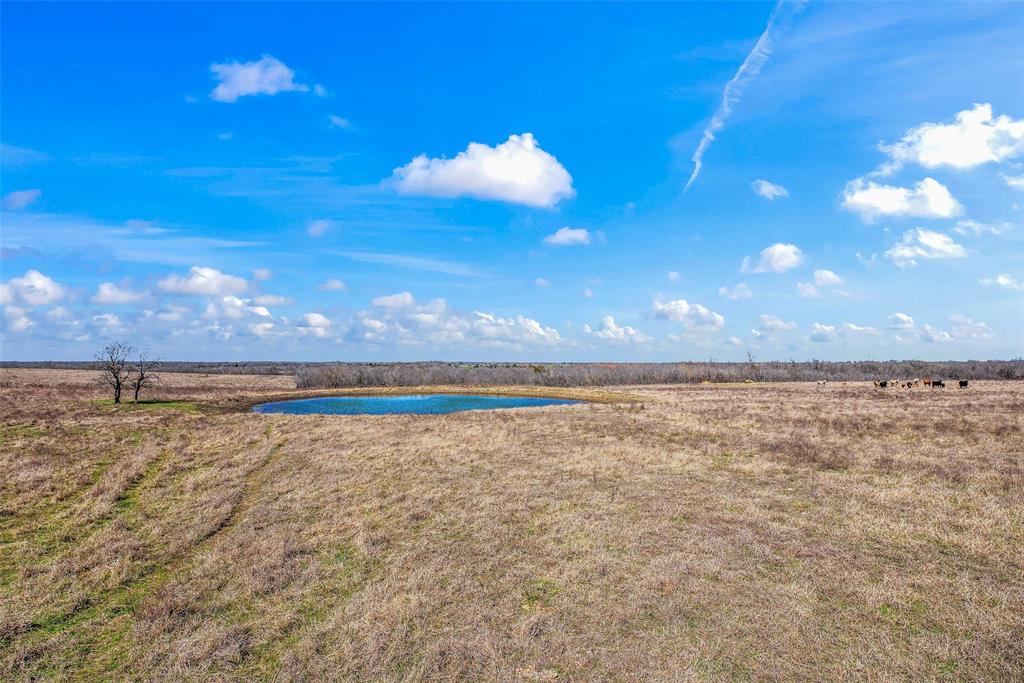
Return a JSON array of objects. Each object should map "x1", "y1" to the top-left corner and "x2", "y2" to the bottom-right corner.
[{"x1": 1, "y1": 369, "x2": 1022, "y2": 681}]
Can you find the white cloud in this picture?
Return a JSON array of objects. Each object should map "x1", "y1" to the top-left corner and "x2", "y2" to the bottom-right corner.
[
  {"x1": 329, "y1": 115, "x2": 352, "y2": 130},
  {"x1": 3, "y1": 269, "x2": 66, "y2": 306},
  {"x1": 542, "y1": 227, "x2": 591, "y2": 246},
  {"x1": 582, "y1": 287, "x2": 594, "y2": 298},
  {"x1": 726, "y1": 336, "x2": 743, "y2": 348},
  {"x1": 809, "y1": 323, "x2": 836, "y2": 343},
  {"x1": 252, "y1": 268, "x2": 273, "y2": 281},
  {"x1": 297, "y1": 312, "x2": 332, "y2": 337},
  {"x1": 157, "y1": 266, "x2": 248, "y2": 296},
  {"x1": 390, "y1": 133, "x2": 574, "y2": 208},
  {"x1": 215, "y1": 295, "x2": 272, "y2": 320},
  {"x1": 91, "y1": 282, "x2": 145, "y2": 305},
  {"x1": 2, "y1": 189, "x2": 41, "y2": 210},
  {"x1": 741, "y1": 243, "x2": 804, "y2": 274},
  {"x1": 252, "y1": 294, "x2": 292, "y2": 306},
  {"x1": 757, "y1": 314, "x2": 796, "y2": 332},
  {"x1": 920, "y1": 324, "x2": 954, "y2": 343},
  {"x1": 209, "y1": 55, "x2": 309, "y2": 103},
  {"x1": 4, "y1": 306, "x2": 34, "y2": 332},
  {"x1": 667, "y1": 271, "x2": 681, "y2": 283},
  {"x1": 884, "y1": 229, "x2": 967, "y2": 268},
  {"x1": 888, "y1": 313, "x2": 915, "y2": 330},
  {"x1": 878, "y1": 104, "x2": 1024, "y2": 174},
  {"x1": 313, "y1": 84, "x2": 327, "y2": 97},
  {"x1": 842, "y1": 177, "x2": 962, "y2": 221},
  {"x1": 842, "y1": 323, "x2": 880, "y2": 335},
  {"x1": 948, "y1": 314, "x2": 993, "y2": 340},
  {"x1": 718, "y1": 282, "x2": 752, "y2": 300},
  {"x1": 318, "y1": 278, "x2": 347, "y2": 291},
  {"x1": 92, "y1": 313, "x2": 123, "y2": 335},
  {"x1": 813, "y1": 269, "x2": 842, "y2": 286},
  {"x1": 534, "y1": 278, "x2": 551, "y2": 288},
  {"x1": 584, "y1": 315, "x2": 651, "y2": 344},
  {"x1": 653, "y1": 299, "x2": 725, "y2": 331},
  {"x1": 373, "y1": 291, "x2": 415, "y2": 308},
  {"x1": 979, "y1": 274, "x2": 1023, "y2": 291},
  {"x1": 307, "y1": 219, "x2": 331, "y2": 237},
  {"x1": 796, "y1": 282, "x2": 819, "y2": 298},
  {"x1": 751, "y1": 179, "x2": 789, "y2": 200},
  {"x1": 951, "y1": 219, "x2": 1012, "y2": 237},
  {"x1": 1003, "y1": 174, "x2": 1024, "y2": 191}
]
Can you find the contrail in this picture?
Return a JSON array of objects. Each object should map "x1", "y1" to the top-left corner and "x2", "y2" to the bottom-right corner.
[{"x1": 684, "y1": 0, "x2": 804, "y2": 191}]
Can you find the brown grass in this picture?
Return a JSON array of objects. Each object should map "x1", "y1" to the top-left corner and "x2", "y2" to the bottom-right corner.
[{"x1": 1, "y1": 369, "x2": 1022, "y2": 681}]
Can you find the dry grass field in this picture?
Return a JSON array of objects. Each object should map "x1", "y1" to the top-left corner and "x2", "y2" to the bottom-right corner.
[{"x1": 1, "y1": 368, "x2": 1021, "y2": 681}]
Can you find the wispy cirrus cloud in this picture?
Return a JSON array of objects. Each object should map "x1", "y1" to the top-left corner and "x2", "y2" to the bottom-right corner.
[{"x1": 684, "y1": 0, "x2": 806, "y2": 191}]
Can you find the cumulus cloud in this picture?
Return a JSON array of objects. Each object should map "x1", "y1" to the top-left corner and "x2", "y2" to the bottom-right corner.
[
  {"x1": 372, "y1": 291, "x2": 415, "y2": 308},
  {"x1": 979, "y1": 274, "x2": 1023, "y2": 291},
  {"x1": 92, "y1": 313, "x2": 124, "y2": 336},
  {"x1": 307, "y1": 219, "x2": 331, "y2": 237},
  {"x1": 842, "y1": 323, "x2": 880, "y2": 335},
  {"x1": 584, "y1": 315, "x2": 651, "y2": 344},
  {"x1": 542, "y1": 227, "x2": 591, "y2": 246},
  {"x1": 318, "y1": 278, "x2": 347, "y2": 291},
  {"x1": 534, "y1": 278, "x2": 551, "y2": 288},
  {"x1": 91, "y1": 282, "x2": 145, "y2": 305},
  {"x1": 813, "y1": 269, "x2": 842, "y2": 286},
  {"x1": 888, "y1": 313, "x2": 915, "y2": 330},
  {"x1": 842, "y1": 177, "x2": 962, "y2": 221},
  {"x1": 884, "y1": 229, "x2": 967, "y2": 268},
  {"x1": 209, "y1": 55, "x2": 309, "y2": 102},
  {"x1": 751, "y1": 179, "x2": 789, "y2": 200},
  {"x1": 4, "y1": 306, "x2": 34, "y2": 332},
  {"x1": 653, "y1": 299, "x2": 725, "y2": 331},
  {"x1": 809, "y1": 322, "x2": 836, "y2": 343},
  {"x1": 2, "y1": 188, "x2": 41, "y2": 210},
  {"x1": 252, "y1": 268, "x2": 273, "y2": 281},
  {"x1": 390, "y1": 133, "x2": 574, "y2": 208},
  {"x1": 920, "y1": 315, "x2": 994, "y2": 343},
  {"x1": 718, "y1": 282, "x2": 752, "y2": 300},
  {"x1": 757, "y1": 314, "x2": 796, "y2": 332},
  {"x1": 157, "y1": 266, "x2": 248, "y2": 296},
  {"x1": 667, "y1": 271, "x2": 681, "y2": 283},
  {"x1": 2, "y1": 269, "x2": 66, "y2": 306},
  {"x1": 1003, "y1": 174, "x2": 1024, "y2": 191},
  {"x1": 741, "y1": 243, "x2": 804, "y2": 274},
  {"x1": 877, "y1": 104, "x2": 1024, "y2": 174},
  {"x1": 582, "y1": 287, "x2": 594, "y2": 298},
  {"x1": 796, "y1": 282, "x2": 819, "y2": 298},
  {"x1": 297, "y1": 312, "x2": 332, "y2": 337}
]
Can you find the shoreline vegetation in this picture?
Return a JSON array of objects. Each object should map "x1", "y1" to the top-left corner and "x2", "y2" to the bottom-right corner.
[{"x1": 2, "y1": 359, "x2": 1022, "y2": 387}]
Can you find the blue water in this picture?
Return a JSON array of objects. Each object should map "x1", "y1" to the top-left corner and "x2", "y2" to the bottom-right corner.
[{"x1": 251, "y1": 393, "x2": 582, "y2": 415}]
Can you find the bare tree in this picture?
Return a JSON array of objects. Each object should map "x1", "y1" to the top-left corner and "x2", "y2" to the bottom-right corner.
[
  {"x1": 130, "y1": 351, "x2": 160, "y2": 402},
  {"x1": 96, "y1": 342, "x2": 134, "y2": 404}
]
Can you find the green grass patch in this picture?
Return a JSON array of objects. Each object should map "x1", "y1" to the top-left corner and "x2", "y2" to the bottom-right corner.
[{"x1": 522, "y1": 578, "x2": 560, "y2": 611}]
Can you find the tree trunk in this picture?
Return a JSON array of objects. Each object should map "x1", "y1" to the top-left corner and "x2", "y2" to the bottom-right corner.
[
  {"x1": 114, "y1": 385, "x2": 121, "y2": 404},
  {"x1": 134, "y1": 383, "x2": 141, "y2": 402}
]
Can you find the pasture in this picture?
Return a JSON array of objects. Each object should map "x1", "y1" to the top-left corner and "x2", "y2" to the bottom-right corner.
[{"x1": 1, "y1": 369, "x2": 1021, "y2": 681}]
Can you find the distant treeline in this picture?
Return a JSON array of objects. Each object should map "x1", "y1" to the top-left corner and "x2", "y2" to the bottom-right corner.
[
  {"x1": 4, "y1": 359, "x2": 1022, "y2": 386},
  {"x1": 294, "y1": 360, "x2": 1024, "y2": 387}
]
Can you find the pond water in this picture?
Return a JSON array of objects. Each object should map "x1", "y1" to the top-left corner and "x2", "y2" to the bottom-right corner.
[{"x1": 251, "y1": 394, "x2": 582, "y2": 415}]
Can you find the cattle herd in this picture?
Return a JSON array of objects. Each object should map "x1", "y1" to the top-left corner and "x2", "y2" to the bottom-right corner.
[{"x1": 869, "y1": 378, "x2": 970, "y2": 389}]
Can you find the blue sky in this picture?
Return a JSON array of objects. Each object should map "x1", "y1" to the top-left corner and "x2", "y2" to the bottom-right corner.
[{"x1": 2, "y1": 1, "x2": 1022, "y2": 361}]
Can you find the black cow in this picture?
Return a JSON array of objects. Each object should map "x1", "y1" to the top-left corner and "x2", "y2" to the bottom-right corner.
[
  {"x1": 959, "y1": 380, "x2": 969, "y2": 388},
  {"x1": 932, "y1": 380, "x2": 945, "y2": 388},
  {"x1": 879, "y1": 380, "x2": 888, "y2": 388}
]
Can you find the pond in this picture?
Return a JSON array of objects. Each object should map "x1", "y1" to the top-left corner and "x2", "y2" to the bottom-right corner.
[{"x1": 251, "y1": 393, "x2": 582, "y2": 415}]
